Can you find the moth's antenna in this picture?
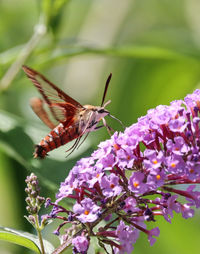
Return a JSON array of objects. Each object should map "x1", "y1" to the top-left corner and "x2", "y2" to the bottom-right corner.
[{"x1": 101, "y1": 73, "x2": 112, "y2": 107}]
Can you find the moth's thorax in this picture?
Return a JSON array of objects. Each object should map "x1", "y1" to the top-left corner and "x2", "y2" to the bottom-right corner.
[
  {"x1": 83, "y1": 104, "x2": 97, "y2": 110},
  {"x1": 77, "y1": 104, "x2": 110, "y2": 132},
  {"x1": 83, "y1": 104, "x2": 109, "y2": 119}
]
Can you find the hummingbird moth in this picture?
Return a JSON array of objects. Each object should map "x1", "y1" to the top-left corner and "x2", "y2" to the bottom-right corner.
[{"x1": 22, "y1": 66, "x2": 122, "y2": 159}]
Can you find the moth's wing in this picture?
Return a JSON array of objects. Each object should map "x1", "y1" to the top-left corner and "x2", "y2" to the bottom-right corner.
[
  {"x1": 30, "y1": 97, "x2": 56, "y2": 129},
  {"x1": 23, "y1": 65, "x2": 83, "y2": 127}
]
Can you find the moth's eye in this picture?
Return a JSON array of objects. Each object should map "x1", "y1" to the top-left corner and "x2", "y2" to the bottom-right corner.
[{"x1": 98, "y1": 109, "x2": 105, "y2": 114}]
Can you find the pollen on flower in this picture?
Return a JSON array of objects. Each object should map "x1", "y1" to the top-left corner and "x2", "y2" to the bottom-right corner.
[
  {"x1": 156, "y1": 174, "x2": 161, "y2": 180},
  {"x1": 84, "y1": 210, "x2": 90, "y2": 215},
  {"x1": 196, "y1": 100, "x2": 200, "y2": 109},
  {"x1": 175, "y1": 147, "x2": 179, "y2": 151},
  {"x1": 133, "y1": 181, "x2": 139, "y2": 188},
  {"x1": 152, "y1": 159, "x2": 158, "y2": 164},
  {"x1": 96, "y1": 173, "x2": 100, "y2": 178},
  {"x1": 110, "y1": 183, "x2": 115, "y2": 189},
  {"x1": 113, "y1": 144, "x2": 120, "y2": 150},
  {"x1": 171, "y1": 163, "x2": 176, "y2": 168},
  {"x1": 127, "y1": 155, "x2": 131, "y2": 160},
  {"x1": 189, "y1": 168, "x2": 194, "y2": 173}
]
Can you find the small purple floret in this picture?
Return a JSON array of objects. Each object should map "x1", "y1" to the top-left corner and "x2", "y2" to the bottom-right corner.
[{"x1": 72, "y1": 236, "x2": 89, "y2": 253}]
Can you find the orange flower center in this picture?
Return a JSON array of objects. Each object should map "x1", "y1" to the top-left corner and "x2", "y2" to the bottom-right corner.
[
  {"x1": 156, "y1": 174, "x2": 161, "y2": 180},
  {"x1": 110, "y1": 184, "x2": 115, "y2": 189},
  {"x1": 133, "y1": 181, "x2": 139, "y2": 188},
  {"x1": 196, "y1": 101, "x2": 200, "y2": 109},
  {"x1": 171, "y1": 163, "x2": 176, "y2": 168},
  {"x1": 152, "y1": 159, "x2": 158, "y2": 164},
  {"x1": 84, "y1": 210, "x2": 89, "y2": 215},
  {"x1": 189, "y1": 168, "x2": 194, "y2": 173},
  {"x1": 113, "y1": 144, "x2": 120, "y2": 150}
]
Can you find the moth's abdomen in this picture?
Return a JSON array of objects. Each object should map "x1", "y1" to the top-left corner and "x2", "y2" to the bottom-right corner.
[{"x1": 34, "y1": 123, "x2": 79, "y2": 159}]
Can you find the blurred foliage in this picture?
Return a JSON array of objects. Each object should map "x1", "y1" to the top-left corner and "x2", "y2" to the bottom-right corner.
[
  {"x1": 1, "y1": 0, "x2": 200, "y2": 253},
  {"x1": 0, "y1": 226, "x2": 54, "y2": 254}
]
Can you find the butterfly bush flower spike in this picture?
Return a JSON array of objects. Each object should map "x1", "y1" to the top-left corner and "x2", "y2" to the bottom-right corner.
[
  {"x1": 25, "y1": 173, "x2": 47, "y2": 254},
  {"x1": 48, "y1": 90, "x2": 200, "y2": 253}
]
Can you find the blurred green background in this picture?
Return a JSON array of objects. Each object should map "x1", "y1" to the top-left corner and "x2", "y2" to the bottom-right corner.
[{"x1": 1, "y1": 0, "x2": 200, "y2": 253}]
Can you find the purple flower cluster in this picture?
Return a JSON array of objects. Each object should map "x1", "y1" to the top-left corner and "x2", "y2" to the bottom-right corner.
[{"x1": 48, "y1": 90, "x2": 200, "y2": 253}]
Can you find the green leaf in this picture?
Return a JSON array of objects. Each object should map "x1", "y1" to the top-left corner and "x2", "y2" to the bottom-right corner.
[
  {"x1": 53, "y1": 0, "x2": 71, "y2": 13},
  {"x1": 0, "y1": 226, "x2": 54, "y2": 253},
  {"x1": 0, "y1": 110, "x2": 59, "y2": 191},
  {"x1": 94, "y1": 45, "x2": 186, "y2": 59},
  {"x1": 0, "y1": 45, "x2": 23, "y2": 66},
  {"x1": 42, "y1": 0, "x2": 71, "y2": 34},
  {"x1": 35, "y1": 44, "x2": 200, "y2": 68},
  {"x1": 88, "y1": 236, "x2": 105, "y2": 254},
  {"x1": 0, "y1": 231, "x2": 40, "y2": 253}
]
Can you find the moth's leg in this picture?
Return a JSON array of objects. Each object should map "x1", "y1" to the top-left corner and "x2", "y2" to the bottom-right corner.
[
  {"x1": 81, "y1": 111, "x2": 95, "y2": 133},
  {"x1": 102, "y1": 118, "x2": 114, "y2": 136},
  {"x1": 109, "y1": 114, "x2": 125, "y2": 129},
  {"x1": 66, "y1": 112, "x2": 94, "y2": 155},
  {"x1": 77, "y1": 132, "x2": 90, "y2": 150},
  {"x1": 94, "y1": 125, "x2": 104, "y2": 131},
  {"x1": 66, "y1": 136, "x2": 82, "y2": 158}
]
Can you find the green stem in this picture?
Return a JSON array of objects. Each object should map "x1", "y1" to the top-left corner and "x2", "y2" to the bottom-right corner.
[{"x1": 34, "y1": 214, "x2": 45, "y2": 254}]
